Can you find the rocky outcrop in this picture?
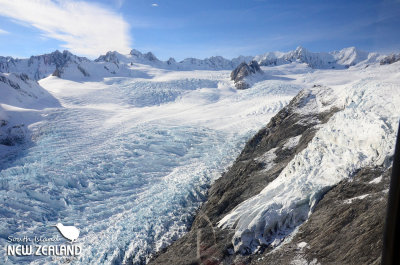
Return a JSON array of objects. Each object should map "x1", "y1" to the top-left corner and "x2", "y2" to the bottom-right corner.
[
  {"x1": 380, "y1": 54, "x2": 400, "y2": 65},
  {"x1": 0, "y1": 122, "x2": 26, "y2": 146},
  {"x1": 149, "y1": 86, "x2": 343, "y2": 265},
  {"x1": 231, "y1": 61, "x2": 263, "y2": 89},
  {"x1": 149, "y1": 81, "x2": 393, "y2": 264},
  {"x1": 250, "y1": 166, "x2": 390, "y2": 265}
]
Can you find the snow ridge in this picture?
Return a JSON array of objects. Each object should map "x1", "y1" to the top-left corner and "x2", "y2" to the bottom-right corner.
[
  {"x1": 218, "y1": 71, "x2": 400, "y2": 254},
  {"x1": 0, "y1": 47, "x2": 384, "y2": 82},
  {"x1": 256, "y1": 46, "x2": 383, "y2": 69}
]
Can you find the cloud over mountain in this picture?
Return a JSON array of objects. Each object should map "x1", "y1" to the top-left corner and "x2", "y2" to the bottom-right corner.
[{"x1": 0, "y1": 0, "x2": 131, "y2": 58}]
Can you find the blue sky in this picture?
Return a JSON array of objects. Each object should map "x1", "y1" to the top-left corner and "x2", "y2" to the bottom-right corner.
[{"x1": 0, "y1": 0, "x2": 399, "y2": 60}]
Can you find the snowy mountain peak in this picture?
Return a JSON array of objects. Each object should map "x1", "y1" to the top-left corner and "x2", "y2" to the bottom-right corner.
[
  {"x1": 333, "y1": 46, "x2": 371, "y2": 66},
  {"x1": 129, "y1": 49, "x2": 143, "y2": 57},
  {"x1": 28, "y1": 50, "x2": 87, "y2": 67},
  {"x1": 94, "y1": 51, "x2": 123, "y2": 64},
  {"x1": 0, "y1": 47, "x2": 386, "y2": 82},
  {"x1": 0, "y1": 50, "x2": 88, "y2": 80},
  {"x1": 256, "y1": 46, "x2": 382, "y2": 69},
  {"x1": 166, "y1": 57, "x2": 177, "y2": 65},
  {"x1": 144, "y1": 52, "x2": 159, "y2": 62},
  {"x1": 294, "y1": 46, "x2": 308, "y2": 54}
]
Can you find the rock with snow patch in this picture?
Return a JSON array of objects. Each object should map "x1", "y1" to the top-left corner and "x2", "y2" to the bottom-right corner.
[
  {"x1": 231, "y1": 60, "x2": 263, "y2": 89},
  {"x1": 380, "y1": 54, "x2": 400, "y2": 65}
]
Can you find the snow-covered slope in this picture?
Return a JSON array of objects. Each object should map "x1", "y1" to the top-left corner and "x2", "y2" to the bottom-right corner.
[
  {"x1": 0, "y1": 50, "x2": 90, "y2": 80},
  {"x1": 218, "y1": 62, "x2": 400, "y2": 254},
  {"x1": 0, "y1": 72, "x2": 60, "y2": 167},
  {"x1": 0, "y1": 47, "x2": 383, "y2": 83},
  {"x1": 255, "y1": 46, "x2": 383, "y2": 69}
]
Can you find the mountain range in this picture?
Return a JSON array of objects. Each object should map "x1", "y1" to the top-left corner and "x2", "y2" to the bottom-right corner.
[{"x1": 0, "y1": 47, "x2": 388, "y2": 81}]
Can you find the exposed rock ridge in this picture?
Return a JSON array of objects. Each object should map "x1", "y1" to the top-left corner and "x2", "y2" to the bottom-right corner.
[
  {"x1": 250, "y1": 166, "x2": 390, "y2": 265},
  {"x1": 380, "y1": 54, "x2": 400, "y2": 65},
  {"x1": 231, "y1": 61, "x2": 263, "y2": 89},
  {"x1": 149, "y1": 85, "x2": 342, "y2": 265}
]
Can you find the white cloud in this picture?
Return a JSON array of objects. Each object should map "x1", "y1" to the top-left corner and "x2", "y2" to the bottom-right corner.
[
  {"x1": 152, "y1": 3, "x2": 159, "y2": 7},
  {"x1": 0, "y1": 28, "x2": 9, "y2": 34},
  {"x1": 0, "y1": 0, "x2": 132, "y2": 58}
]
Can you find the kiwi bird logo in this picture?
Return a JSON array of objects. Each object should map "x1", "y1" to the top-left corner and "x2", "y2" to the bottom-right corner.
[{"x1": 51, "y1": 223, "x2": 80, "y2": 243}]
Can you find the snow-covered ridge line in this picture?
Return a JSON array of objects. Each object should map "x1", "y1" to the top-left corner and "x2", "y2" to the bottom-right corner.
[
  {"x1": 0, "y1": 47, "x2": 384, "y2": 81},
  {"x1": 218, "y1": 67, "x2": 400, "y2": 254},
  {"x1": 254, "y1": 46, "x2": 384, "y2": 69}
]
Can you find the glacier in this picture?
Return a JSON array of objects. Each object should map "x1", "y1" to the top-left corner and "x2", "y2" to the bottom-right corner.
[
  {"x1": 0, "y1": 47, "x2": 399, "y2": 264},
  {"x1": 0, "y1": 62, "x2": 302, "y2": 264}
]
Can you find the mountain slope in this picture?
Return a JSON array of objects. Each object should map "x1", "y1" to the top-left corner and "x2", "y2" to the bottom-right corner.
[
  {"x1": 255, "y1": 46, "x2": 383, "y2": 69},
  {"x1": 0, "y1": 47, "x2": 383, "y2": 82},
  {"x1": 0, "y1": 50, "x2": 89, "y2": 80},
  {"x1": 149, "y1": 61, "x2": 400, "y2": 265},
  {"x1": 0, "y1": 72, "x2": 60, "y2": 166},
  {"x1": 251, "y1": 166, "x2": 389, "y2": 265}
]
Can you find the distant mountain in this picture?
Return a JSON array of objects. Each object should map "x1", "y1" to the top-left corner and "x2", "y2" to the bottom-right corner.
[
  {"x1": 254, "y1": 46, "x2": 382, "y2": 69},
  {"x1": 95, "y1": 49, "x2": 253, "y2": 71},
  {"x1": 0, "y1": 50, "x2": 89, "y2": 80},
  {"x1": 380, "y1": 53, "x2": 400, "y2": 65},
  {"x1": 0, "y1": 47, "x2": 386, "y2": 81}
]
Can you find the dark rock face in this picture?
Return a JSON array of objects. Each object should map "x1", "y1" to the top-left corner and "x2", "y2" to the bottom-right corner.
[
  {"x1": 144, "y1": 52, "x2": 159, "y2": 62},
  {"x1": 380, "y1": 54, "x2": 400, "y2": 65},
  {"x1": 149, "y1": 87, "x2": 342, "y2": 265},
  {"x1": 77, "y1": 65, "x2": 90, "y2": 77},
  {"x1": 0, "y1": 124, "x2": 27, "y2": 146},
  {"x1": 231, "y1": 61, "x2": 262, "y2": 89},
  {"x1": 0, "y1": 75, "x2": 21, "y2": 90},
  {"x1": 52, "y1": 68, "x2": 63, "y2": 78},
  {"x1": 150, "y1": 84, "x2": 390, "y2": 264},
  {"x1": 0, "y1": 73, "x2": 36, "y2": 90},
  {"x1": 250, "y1": 166, "x2": 390, "y2": 265}
]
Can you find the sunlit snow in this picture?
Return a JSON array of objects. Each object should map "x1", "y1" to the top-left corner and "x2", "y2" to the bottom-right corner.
[{"x1": 0, "y1": 65, "x2": 302, "y2": 264}]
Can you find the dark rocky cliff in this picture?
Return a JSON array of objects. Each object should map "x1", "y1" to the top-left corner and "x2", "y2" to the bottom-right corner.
[
  {"x1": 231, "y1": 61, "x2": 263, "y2": 90},
  {"x1": 149, "y1": 84, "x2": 393, "y2": 265},
  {"x1": 248, "y1": 166, "x2": 389, "y2": 265}
]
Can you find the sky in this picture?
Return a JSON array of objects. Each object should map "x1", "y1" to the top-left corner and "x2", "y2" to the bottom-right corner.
[{"x1": 0, "y1": 0, "x2": 399, "y2": 60}]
